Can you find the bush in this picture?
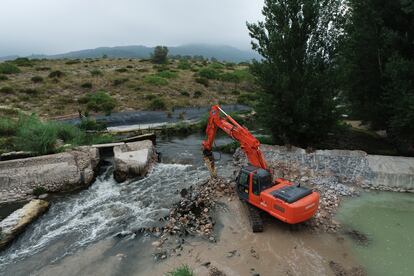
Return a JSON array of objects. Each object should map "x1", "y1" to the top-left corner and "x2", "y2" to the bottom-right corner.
[
  {"x1": 35, "y1": 67, "x2": 50, "y2": 71},
  {"x1": 157, "y1": 70, "x2": 178, "y2": 79},
  {"x1": 90, "y1": 69, "x2": 103, "y2": 76},
  {"x1": 78, "y1": 91, "x2": 117, "y2": 115},
  {"x1": 112, "y1": 78, "x2": 129, "y2": 86},
  {"x1": 237, "y1": 93, "x2": 256, "y2": 105},
  {"x1": 198, "y1": 68, "x2": 220, "y2": 79},
  {"x1": 0, "y1": 75, "x2": 8, "y2": 81},
  {"x1": 180, "y1": 91, "x2": 190, "y2": 97},
  {"x1": 65, "y1": 59, "x2": 81, "y2": 65},
  {"x1": 126, "y1": 65, "x2": 133, "y2": 69},
  {"x1": 81, "y1": 82, "x2": 93, "y2": 89},
  {"x1": 144, "y1": 75, "x2": 168, "y2": 86},
  {"x1": 12, "y1": 57, "x2": 33, "y2": 67},
  {"x1": 20, "y1": 88, "x2": 39, "y2": 95},
  {"x1": 32, "y1": 187, "x2": 48, "y2": 196},
  {"x1": 48, "y1": 70, "x2": 64, "y2": 78},
  {"x1": 195, "y1": 77, "x2": 209, "y2": 87},
  {"x1": 0, "y1": 86, "x2": 14, "y2": 94},
  {"x1": 78, "y1": 118, "x2": 107, "y2": 131},
  {"x1": 0, "y1": 117, "x2": 17, "y2": 135},
  {"x1": 148, "y1": 97, "x2": 167, "y2": 110},
  {"x1": 177, "y1": 59, "x2": 192, "y2": 70},
  {"x1": 115, "y1": 68, "x2": 128, "y2": 73},
  {"x1": 0, "y1": 63, "x2": 21, "y2": 74},
  {"x1": 166, "y1": 264, "x2": 194, "y2": 276},
  {"x1": 209, "y1": 62, "x2": 225, "y2": 70},
  {"x1": 144, "y1": 94, "x2": 156, "y2": 100},
  {"x1": 193, "y1": 91, "x2": 203, "y2": 98},
  {"x1": 31, "y1": 76, "x2": 43, "y2": 83}
]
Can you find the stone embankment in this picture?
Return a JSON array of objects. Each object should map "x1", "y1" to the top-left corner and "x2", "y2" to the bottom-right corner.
[
  {"x1": 113, "y1": 140, "x2": 156, "y2": 182},
  {"x1": 0, "y1": 147, "x2": 99, "y2": 204},
  {"x1": 0, "y1": 199, "x2": 49, "y2": 250}
]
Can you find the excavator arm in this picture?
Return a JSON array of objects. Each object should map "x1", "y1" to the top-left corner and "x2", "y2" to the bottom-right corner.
[{"x1": 202, "y1": 105, "x2": 267, "y2": 176}]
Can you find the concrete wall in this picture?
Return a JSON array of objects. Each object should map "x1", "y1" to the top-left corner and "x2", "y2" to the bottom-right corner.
[{"x1": 0, "y1": 147, "x2": 99, "y2": 204}]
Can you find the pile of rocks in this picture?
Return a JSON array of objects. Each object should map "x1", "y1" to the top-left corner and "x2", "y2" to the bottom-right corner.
[{"x1": 150, "y1": 177, "x2": 235, "y2": 252}]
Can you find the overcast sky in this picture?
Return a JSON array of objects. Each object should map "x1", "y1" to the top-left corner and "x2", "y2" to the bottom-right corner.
[{"x1": 0, "y1": 0, "x2": 264, "y2": 56}]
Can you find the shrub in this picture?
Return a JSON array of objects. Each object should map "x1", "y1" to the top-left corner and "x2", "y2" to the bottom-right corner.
[
  {"x1": 157, "y1": 70, "x2": 178, "y2": 79},
  {"x1": 31, "y1": 76, "x2": 43, "y2": 83},
  {"x1": 153, "y1": 64, "x2": 169, "y2": 72},
  {"x1": 81, "y1": 82, "x2": 93, "y2": 89},
  {"x1": 193, "y1": 91, "x2": 203, "y2": 98},
  {"x1": 180, "y1": 91, "x2": 190, "y2": 97},
  {"x1": 78, "y1": 91, "x2": 117, "y2": 115},
  {"x1": 0, "y1": 75, "x2": 8, "y2": 81},
  {"x1": 48, "y1": 70, "x2": 64, "y2": 78},
  {"x1": 78, "y1": 118, "x2": 107, "y2": 131},
  {"x1": 144, "y1": 94, "x2": 156, "y2": 100},
  {"x1": 148, "y1": 97, "x2": 167, "y2": 110},
  {"x1": 166, "y1": 264, "x2": 194, "y2": 276},
  {"x1": 177, "y1": 59, "x2": 192, "y2": 70},
  {"x1": 195, "y1": 77, "x2": 209, "y2": 87},
  {"x1": 90, "y1": 69, "x2": 103, "y2": 76},
  {"x1": 12, "y1": 57, "x2": 34, "y2": 67},
  {"x1": 144, "y1": 75, "x2": 168, "y2": 86},
  {"x1": 237, "y1": 93, "x2": 256, "y2": 105},
  {"x1": 65, "y1": 59, "x2": 81, "y2": 65},
  {"x1": 0, "y1": 63, "x2": 21, "y2": 74},
  {"x1": 126, "y1": 65, "x2": 133, "y2": 69},
  {"x1": 0, "y1": 117, "x2": 17, "y2": 135},
  {"x1": 35, "y1": 67, "x2": 51, "y2": 71},
  {"x1": 198, "y1": 68, "x2": 220, "y2": 80},
  {"x1": 115, "y1": 68, "x2": 128, "y2": 73},
  {"x1": 209, "y1": 62, "x2": 225, "y2": 70},
  {"x1": 112, "y1": 78, "x2": 129, "y2": 86},
  {"x1": 0, "y1": 86, "x2": 14, "y2": 94},
  {"x1": 20, "y1": 88, "x2": 39, "y2": 95}
]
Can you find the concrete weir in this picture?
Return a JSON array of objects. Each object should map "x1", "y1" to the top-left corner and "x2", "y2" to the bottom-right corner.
[{"x1": 0, "y1": 147, "x2": 100, "y2": 204}]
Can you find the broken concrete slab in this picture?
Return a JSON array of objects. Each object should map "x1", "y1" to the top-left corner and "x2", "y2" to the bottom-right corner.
[
  {"x1": 113, "y1": 140, "x2": 155, "y2": 182},
  {"x1": 0, "y1": 147, "x2": 100, "y2": 204},
  {"x1": 0, "y1": 199, "x2": 49, "y2": 250}
]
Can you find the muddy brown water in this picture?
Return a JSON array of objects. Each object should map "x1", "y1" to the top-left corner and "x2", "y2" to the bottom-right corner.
[{"x1": 1, "y1": 133, "x2": 361, "y2": 276}]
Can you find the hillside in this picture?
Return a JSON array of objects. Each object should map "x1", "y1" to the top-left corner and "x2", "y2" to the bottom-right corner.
[
  {"x1": 0, "y1": 57, "x2": 257, "y2": 118},
  {"x1": 4, "y1": 44, "x2": 261, "y2": 63}
]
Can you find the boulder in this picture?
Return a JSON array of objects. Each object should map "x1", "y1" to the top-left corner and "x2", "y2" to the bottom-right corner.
[
  {"x1": 0, "y1": 147, "x2": 100, "y2": 204},
  {"x1": 0, "y1": 199, "x2": 49, "y2": 250},
  {"x1": 113, "y1": 140, "x2": 155, "y2": 182}
]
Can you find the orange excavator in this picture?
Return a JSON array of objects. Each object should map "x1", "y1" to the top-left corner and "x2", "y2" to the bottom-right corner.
[{"x1": 202, "y1": 105, "x2": 319, "y2": 232}]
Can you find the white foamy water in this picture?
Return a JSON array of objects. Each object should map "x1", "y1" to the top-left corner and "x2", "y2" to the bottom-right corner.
[{"x1": 0, "y1": 163, "x2": 209, "y2": 272}]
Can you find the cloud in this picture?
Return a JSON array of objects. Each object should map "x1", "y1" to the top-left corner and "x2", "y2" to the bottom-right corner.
[{"x1": 0, "y1": 0, "x2": 264, "y2": 56}]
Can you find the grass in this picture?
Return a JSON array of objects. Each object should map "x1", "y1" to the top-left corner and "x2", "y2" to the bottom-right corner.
[
  {"x1": 0, "y1": 114, "x2": 114, "y2": 155},
  {"x1": 144, "y1": 75, "x2": 169, "y2": 86},
  {"x1": 157, "y1": 70, "x2": 178, "y2": 79},
  {"x1": 166, "y1": 265, "x2": 194, "y2": 276}
]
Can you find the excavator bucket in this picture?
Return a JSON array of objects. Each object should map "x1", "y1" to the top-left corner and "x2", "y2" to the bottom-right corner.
[{"x1": 203, "y1": 150, "x2": 217, "y2": 178}]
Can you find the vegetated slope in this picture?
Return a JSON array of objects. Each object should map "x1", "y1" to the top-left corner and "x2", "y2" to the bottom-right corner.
[
  {"x1": 0, "y1": 58, "x2": 258, "y2": 118},
  {"x1": 24, "y1": 44, "x2": 260, "y2": 63}
]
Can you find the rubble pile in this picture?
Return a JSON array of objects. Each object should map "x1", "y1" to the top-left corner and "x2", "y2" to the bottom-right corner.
[{"x1": 151, "y1": 177, "x2": 235, "y2": 253}]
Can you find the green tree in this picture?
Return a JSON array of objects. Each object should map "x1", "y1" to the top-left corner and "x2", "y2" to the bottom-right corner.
[
  {"x1": 151, "y1": 46, "x2": 169, "y2": 64},
  {"x1": 247, "y1": 0, "x2": 343, "y2": 146},
  {"x1": 342, "y1": 0, "x2": 414, "y2": 151}
]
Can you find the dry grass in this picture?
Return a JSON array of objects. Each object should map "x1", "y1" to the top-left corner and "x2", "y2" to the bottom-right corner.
[{"x1": 0, "y1": 58, "x2": 257, "y2": 119}]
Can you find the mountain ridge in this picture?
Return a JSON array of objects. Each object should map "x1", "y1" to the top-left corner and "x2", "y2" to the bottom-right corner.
[{"x1": 1, "y1": 44, "x2": 260, "y2": 62}]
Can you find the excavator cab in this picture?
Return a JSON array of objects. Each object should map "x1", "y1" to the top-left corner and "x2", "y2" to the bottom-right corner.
[{"x1": 236, "y1": 165, "x2": 272, "y2": 201}]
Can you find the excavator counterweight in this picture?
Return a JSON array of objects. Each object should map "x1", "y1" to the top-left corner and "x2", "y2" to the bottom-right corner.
[{"x1": 202, "y1": 105, "x2": 320, "y2": 230}]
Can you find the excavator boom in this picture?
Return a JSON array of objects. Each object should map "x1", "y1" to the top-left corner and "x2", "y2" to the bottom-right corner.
[{"x1": 202, "y1": 105, "x2": 267, "y2": 170}]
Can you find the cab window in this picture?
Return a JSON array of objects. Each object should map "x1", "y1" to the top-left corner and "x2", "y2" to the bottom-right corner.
[
  {"x1": 238, "y1": 172, "x2": 249, "y2": 187},
  {"x1": 252, "y1": 175, "x2": 260, "y2": 195}
]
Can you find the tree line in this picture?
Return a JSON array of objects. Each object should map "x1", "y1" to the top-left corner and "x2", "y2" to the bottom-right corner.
[{"x1": 248, "y1": 0, "x2": 413, "y2": 153}]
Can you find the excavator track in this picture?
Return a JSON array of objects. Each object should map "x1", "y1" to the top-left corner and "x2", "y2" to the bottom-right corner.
[{"x1": 243, "y1": 202, "x2": 264, "y2": 233}]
